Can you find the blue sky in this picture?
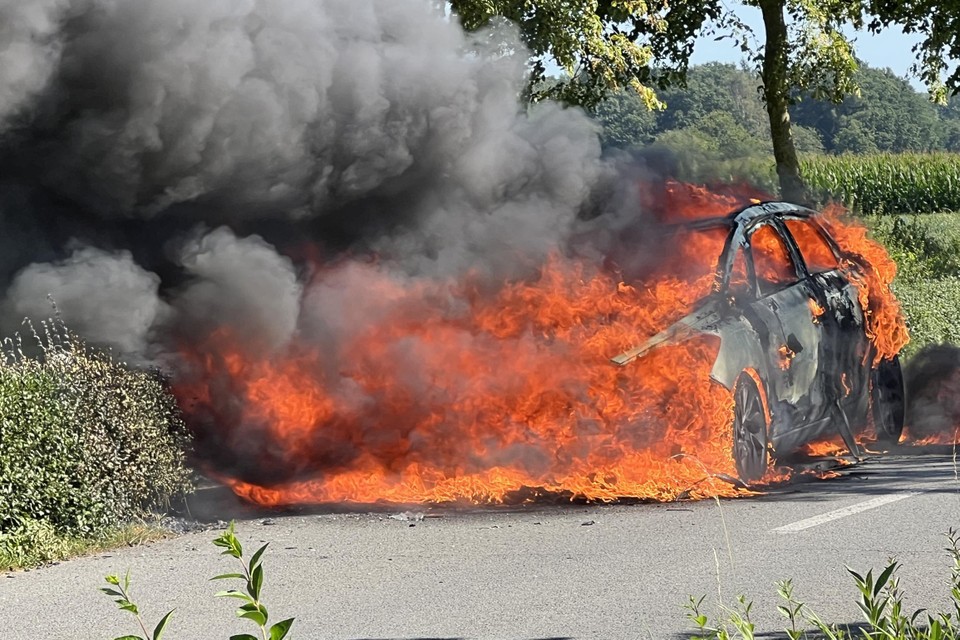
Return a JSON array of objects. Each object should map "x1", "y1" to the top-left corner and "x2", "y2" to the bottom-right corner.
[{"x1": 691, "y1": 6, "x2": 926, "y2": 90}]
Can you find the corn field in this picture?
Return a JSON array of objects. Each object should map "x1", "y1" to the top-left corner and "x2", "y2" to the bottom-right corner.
[{"x1": 801, "y1": 152, "x2": 960, "y2": 215}]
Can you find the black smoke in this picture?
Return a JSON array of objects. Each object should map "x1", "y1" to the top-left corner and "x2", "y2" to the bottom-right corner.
[{"x1": 0, "y1": 0, "x2": 620, "y2": 358}]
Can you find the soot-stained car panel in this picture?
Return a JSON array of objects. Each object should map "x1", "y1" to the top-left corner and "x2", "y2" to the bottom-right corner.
[{"x1": 613, "y1": 201, "x2": 904, "y2": 482}]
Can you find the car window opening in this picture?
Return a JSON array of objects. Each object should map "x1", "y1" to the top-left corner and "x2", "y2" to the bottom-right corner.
[
  {"x1": 784, "y1": 218, "x2": 841, "y2": 274},
  {"x1": 750, "y1": 224, "x2": 799, "y2": 296}
]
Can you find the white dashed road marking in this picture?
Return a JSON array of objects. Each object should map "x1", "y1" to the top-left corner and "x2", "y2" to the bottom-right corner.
[{"x1": 772, "y1": 491, "x2": 923, "y2": 533}]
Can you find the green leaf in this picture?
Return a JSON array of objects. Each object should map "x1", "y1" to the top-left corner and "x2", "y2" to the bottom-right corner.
[
  {"x1": 248, "y1": 564, "x2": 264, "y2": 600},
  {"x1": 210, "y1": 573, "x2": 246, "y2": 581},
  {"x1": 875, "y1": 561, "x2": 898, "y2": 597},
  {"x1": 105, "y1": 575, "x2": 121, "y2": 586},
  {"x1": 215, "y1": 590, "x2": 255, "y2": 603},
  {"x1": 846, "y1": 567, "x2": 865, "y2": 584},
  {"x1": 100, "y1": 587, "x2": 125, "y2": 597},
  {"x1": 249, "y1": 543, "x2": 269, "y2": 573},
  {"x1": 112, "y1": 636, "x2": 144, "y2": 640},
  {"x1": 228, "y1": 635, "x2": 259, "y2": 640},
  {"x1": 152, "y1": 610, "x2": 175, "y2": 640},
  {"x1": 270, "y1": 618, "x2": 295, "y2": 640},
  {"x1": 237, "y1": 603, "x2": 267, "y2": 627}
]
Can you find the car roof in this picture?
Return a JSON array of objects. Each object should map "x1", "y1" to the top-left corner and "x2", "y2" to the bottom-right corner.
[
  {"x1": 730, "y1": 201, "x2": 818, "y2": 227},
  {"x1": 667, "y1": 201, "x2": 819, "y2": 233}
]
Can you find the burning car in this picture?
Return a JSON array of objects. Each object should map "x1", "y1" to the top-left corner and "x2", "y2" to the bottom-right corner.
[{"x1": 612, "y1": 201, "x2": 906, "y2": 482}]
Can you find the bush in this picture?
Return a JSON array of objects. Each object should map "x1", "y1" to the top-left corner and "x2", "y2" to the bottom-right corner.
[
  {"x1": 891, "y1": 278, "x2": 960, "y2": 358},
  {"x1": 862, "y1": 213, "x2": 960, "y2": 358},
  {"x1": 0, "y1": 320, "x2": 192, "y2": 563},
  {"x1": 868, "y1": 214, "x2": 960, "y2": 280}
]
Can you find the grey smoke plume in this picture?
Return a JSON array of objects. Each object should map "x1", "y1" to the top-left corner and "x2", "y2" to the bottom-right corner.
[
  {"x1": 0, "y1": 0, "x2": 608, "y2": 356},
  {"x1": 9, "y1": 0, "x2": 599, "y2": 229},
  {"x1": 174, "y1": 227, "x2": 302, "y2": 352},
  {"x1": 0, "y1": 0, "x2": 634, "y2": 490},
  {"x1": 0, "y1": 0, "x2": 68, "y2": 129},
  {"x1": 904, "y1": 344, "x2": 960, "y2": 441},
  {"x1": 4, "y1": 246, "x2": 168, "y2": 357}
]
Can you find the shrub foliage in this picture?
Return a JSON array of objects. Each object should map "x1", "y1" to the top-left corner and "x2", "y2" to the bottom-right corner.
[
  {"x1": 0, "y1": 320, "x2": 191, "y2": 560},
  {"x1": 864, "y1": 213, "x2": 960, "y2": 357}
]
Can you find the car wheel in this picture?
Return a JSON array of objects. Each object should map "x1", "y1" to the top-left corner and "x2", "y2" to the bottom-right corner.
[
  {"x1": 871, "y1": 355, "x2": 905, "y2": 445},
  {"x1": 733, "y1": 373, "x2": 769, "y2": 483}
]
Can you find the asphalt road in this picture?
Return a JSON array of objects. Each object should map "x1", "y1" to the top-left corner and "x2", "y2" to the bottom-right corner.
[{"x1": 2, "y1": 448, "x2": 958, "y2": 640}]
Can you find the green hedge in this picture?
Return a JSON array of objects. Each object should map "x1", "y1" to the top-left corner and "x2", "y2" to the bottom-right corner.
[{"x1": 0, "y1": 322, "x2": 192, "y2": 560}]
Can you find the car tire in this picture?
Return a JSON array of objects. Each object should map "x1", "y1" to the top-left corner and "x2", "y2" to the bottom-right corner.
[
  {"x1": 733, "y1": 373, "x2": 769, "y2": 483},
  {"x1": 871, "y1": 355, "x2": 905, "y2": 445}
]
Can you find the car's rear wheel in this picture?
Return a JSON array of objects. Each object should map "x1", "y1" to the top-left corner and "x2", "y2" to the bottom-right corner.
[
  {"x1": 871, "y1": 355, "x2": 905, "y2": 445},
  {"x1": 733, "y1": 373, "x2": 769, "y2": 483}
]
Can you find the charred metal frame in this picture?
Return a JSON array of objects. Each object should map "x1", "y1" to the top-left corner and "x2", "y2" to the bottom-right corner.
[{"x1": 613, "y1": 201, "x2": 878, "y2": 459}]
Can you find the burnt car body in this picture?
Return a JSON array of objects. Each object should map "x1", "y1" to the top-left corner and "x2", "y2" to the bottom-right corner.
[{"x1": 613, "y1": 201, "x2": 905, "y2": 481}]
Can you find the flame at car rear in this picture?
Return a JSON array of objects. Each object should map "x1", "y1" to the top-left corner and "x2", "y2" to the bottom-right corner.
[
  {"x1": 173, "y1": 183, "x2": 908, "y2": 507},
  {"x1": 817, "y1": 204, "x2": 910, "y2": 364}
]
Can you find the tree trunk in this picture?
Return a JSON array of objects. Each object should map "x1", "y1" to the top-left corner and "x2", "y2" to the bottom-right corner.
[{"x1": 758, "y1": 0, "x2": 806, "y2": 203}]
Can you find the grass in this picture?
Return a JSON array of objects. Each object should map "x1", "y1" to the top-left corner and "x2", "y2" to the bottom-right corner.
[
  {"x1": 0, "y1": 521, "x2": 173, "y2": 572},
  {"x1": 862, "y1": 211, "x2": 960, "y2": 358}
]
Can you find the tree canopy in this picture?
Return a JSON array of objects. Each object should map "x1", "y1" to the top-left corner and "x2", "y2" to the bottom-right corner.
[
  {"x1": 596, "y1": 63, "x2": 958, "y2": 157},
  {"x1": 868, "y1": 0, "x2": 960, "y2": 101},
  {"x1": 451, "y1": 0, "x2": 959, "y2": 201},
  {"x1": 451, "y1": 0, "x2": 872, "y2": 200},
  {"x1": 449, "y1": 0, "x2": 674, "y2": 109},
  {"x1": 792, "y1": 66, "x2": 943, "y2": 153}
]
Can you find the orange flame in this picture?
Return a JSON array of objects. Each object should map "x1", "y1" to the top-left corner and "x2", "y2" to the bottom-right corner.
[
  {"x1": 174, "y1": 185, "x2": 906, "y2": 506},
  {"x1": 778, "y1": 344, "x2": 795, "y2": 370},
  {"x1": 807, "y1": 298, "x2": 825, "y2": 324},
  {"x1": 818, "y1": 205, "x2": 909, "y2": 364}
]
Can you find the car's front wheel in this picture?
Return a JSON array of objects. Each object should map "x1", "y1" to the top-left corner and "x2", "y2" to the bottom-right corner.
[
  {"x1": 871, "y1": 355, "x2": 905, "y2": 445},
  {"x1": 733, "y1": 373, "x2": 769, "y2": 482}
]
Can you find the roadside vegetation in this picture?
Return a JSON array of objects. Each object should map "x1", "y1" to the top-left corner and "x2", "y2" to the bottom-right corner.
[
  {"x1": 100, "y1": 522, "x2": 960, "y2": 639},
  {"x1": 866, "y1": 213, "x2": 960, "y2": 357},
  {"x1": 0, "y1": 319, "x2": 192, "y2": 570},
  {"x1": 103, "y1": 521, "x2": 294, "y2": 640},
  {"x1": 688, "y1": 530, "x2": 960, "y2": 640}
]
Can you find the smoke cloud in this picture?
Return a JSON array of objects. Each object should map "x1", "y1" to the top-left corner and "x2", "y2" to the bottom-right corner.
[
  {"x1": 0, "y1": 0, "x2": 661, "y2": 493},
  {"x1": 904, "y1": 344, "x2": 960, "y2": 441},
  {"x1": 0, "y1": 0, "x2": 68, "y2": 129},
  {"x1": 0, "y1": 0, "x2": 609, "y2": 340},
  {"x1": 4, "y1": 246, "x2": 168, "y2": 358}
]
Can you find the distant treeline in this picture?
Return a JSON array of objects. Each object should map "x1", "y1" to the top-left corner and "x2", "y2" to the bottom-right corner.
[
  {"x1": 593, "y1": 62, "x2": 960, "y2": 159},
  {"x1": 589, "y1": 63, "x2": 960, "y2": 215}
]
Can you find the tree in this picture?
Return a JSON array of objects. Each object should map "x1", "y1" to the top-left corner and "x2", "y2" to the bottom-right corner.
[
  {"x1": 867, "y1": 1, "x2": 960, "y2": 101},
  {"x1": 452, "y1": 1, "x2": 868, "y2": 202},
  {"x1": 592, "y1": 88, "x2": 659, "y2": 149},
  {"x1": 638, "y1": 0, "x2": 866, "y2": 202},
  {"x1": 449, "y1": 0, "x2": 672, "y2": 109},
  {"x1": 792, "y1": 66, "x2": 943, "y2": 153},
  {"x1": 654, "y1": 63, "x2": 769, "y2": 138}
]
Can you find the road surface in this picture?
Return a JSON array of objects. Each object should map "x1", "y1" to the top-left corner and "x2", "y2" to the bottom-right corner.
[{"x1": 2, "y1": 448, "x2": 958, "y2": 639}]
